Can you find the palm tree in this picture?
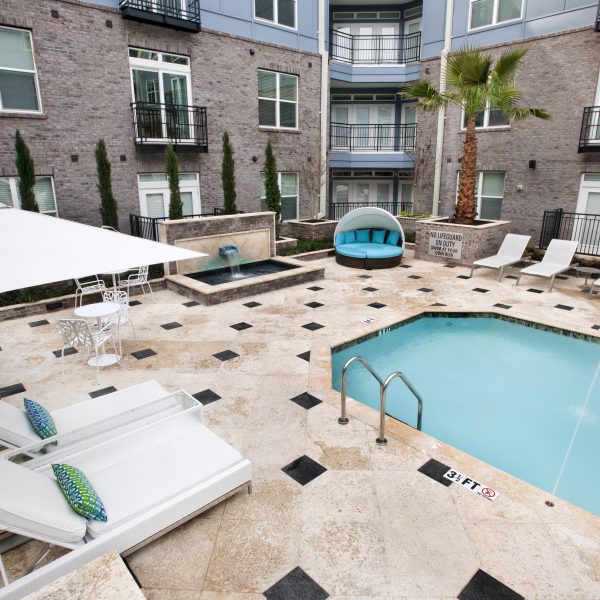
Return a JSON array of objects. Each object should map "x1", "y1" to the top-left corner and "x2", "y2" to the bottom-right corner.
[{"x1": 404, "y1": 47, "x2": 550, "y2": 224}]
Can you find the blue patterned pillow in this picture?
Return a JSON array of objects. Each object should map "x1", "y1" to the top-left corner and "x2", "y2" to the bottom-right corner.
[
  {"x1": 24, "y1": 399, "x2": 57, "y2": 439},
  {"x1": 52, "y1": 464, "x2": 107, "y2": 522}
]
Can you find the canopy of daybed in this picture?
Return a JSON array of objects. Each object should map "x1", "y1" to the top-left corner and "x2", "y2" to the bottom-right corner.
[
  {"x1": 334, "y1": 206, "x2": 402, "y2": 238},
  {"x1": 0, "y1": 207, "x2": 206, "y2": 293}
]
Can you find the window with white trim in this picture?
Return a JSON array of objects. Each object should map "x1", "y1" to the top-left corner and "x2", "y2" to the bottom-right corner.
[
  {"x1": 0, "y1": 176, "x2": 57, "y2": 215},
  {"x1": 254, "y1": 0, "x2": 296, "y2": 29},
  {"x1": 469, "y1": 0, "x2": 522, "y2": 30},
  {"x1": 456, "y1": 171, "x2": 505, "y2": 219},
  {"x1": 258, "y1": 70, "x2": 298, "y2": 129},
  {"x1": 137, "y1": 172, "x2": 200, "y2": 218},
  {"x1": 461, "y1": 104, "x2": 509, "y2": 129},
  {"x1": 0, "y1": 27, "x2": 41, "y2": 112},
  {"x1": 260, "y1": 172, "x2": 298, "y2": 221}
]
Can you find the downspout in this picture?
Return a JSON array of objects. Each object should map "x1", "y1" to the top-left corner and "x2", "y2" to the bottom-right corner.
[
  {"x1": 318, "y1": 0, "x2": 329, "y2": 218},
  {"x1": 431, "y1": 0, "x2": 454, "y2": 216}
]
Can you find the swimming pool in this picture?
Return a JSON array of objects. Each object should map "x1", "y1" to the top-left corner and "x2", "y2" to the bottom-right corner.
[{"x1": 331, "y1": 314, "x2": 600, "y2": 516}]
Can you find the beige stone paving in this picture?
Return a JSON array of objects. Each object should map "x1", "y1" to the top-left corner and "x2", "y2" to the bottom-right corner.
[{"x1": 0, "y1": 251, "x2": 599, "y2": 599}]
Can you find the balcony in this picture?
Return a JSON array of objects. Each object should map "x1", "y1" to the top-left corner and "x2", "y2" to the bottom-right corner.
[
  {"x1": 119, "y1": 0, "x2": 201, "y2": 33},
  {"x1": 330, "y1": 30, "x2": 421, "y2": 65},
  {"x1": 596, "y1": 1, "x2": 600, "y2": 31},
  {"x1": 131, "y1": 102, "x2": 208, "y2": 150},
  {"x1": 578, "y1": 107, "x2": 600, "y2": 153},
  {"x1": 330, "y1": 123, "x2": 416, "y2": 152}
]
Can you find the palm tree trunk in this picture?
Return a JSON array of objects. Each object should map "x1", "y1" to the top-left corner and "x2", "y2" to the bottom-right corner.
[{"x1": 455, "y1": 116, "x2": 478, "y2": 224}]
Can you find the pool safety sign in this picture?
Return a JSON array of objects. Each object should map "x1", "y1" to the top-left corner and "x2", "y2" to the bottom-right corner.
[
  {"x1": 428, "y1": 230, "x2": 463, "y2": 259},
  {"x1": 444, "y1": 468, "x2": 498, "y2": 502}
]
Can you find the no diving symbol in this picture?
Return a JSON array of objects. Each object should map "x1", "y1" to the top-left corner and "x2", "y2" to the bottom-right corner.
[{"x1": 481, "y1": 487, "x2": 496, "y2": 500}]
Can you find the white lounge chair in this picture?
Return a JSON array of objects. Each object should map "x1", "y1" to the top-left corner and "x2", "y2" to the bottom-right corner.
[
  {"x1": 0, "y1": 403, "x2": 251, "y2": 600},
  {"x1": 0, "y1": 380, "x2": 168, "y2": 450},
  {"x1": 470, "y1": 234, "x2": 531, "y2": 282},
  {"x1": 516, "y1": 239, "x2": 579, "y2": 292},
  {"x1": 589, "y1": 277, "x2": 600, "y2": 299}
]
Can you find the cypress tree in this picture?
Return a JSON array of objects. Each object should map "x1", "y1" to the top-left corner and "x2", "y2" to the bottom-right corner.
[
  {"x1": 264, "y1": 140, "x2": 281, "y2": 236},
  {"x1": 221, "y1": 131, "x2": 237, "y2": 215},
  {"x1": 95, "y1": 139, "x2": 119, "y2": 230},
  {"x1": 166, "y1": 143, "x2": 183, "y2": 220},
  {"x1": 14, "y1": 130, "x2": 39, "y2": 212}
]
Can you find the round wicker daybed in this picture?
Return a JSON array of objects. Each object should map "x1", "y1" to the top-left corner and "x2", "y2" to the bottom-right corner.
[{"x1": 333, "y1": 207, "x2": 405, "y2": 270}]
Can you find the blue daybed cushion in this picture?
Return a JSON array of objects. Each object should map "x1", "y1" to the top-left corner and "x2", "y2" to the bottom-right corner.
[
  {"x1": 355, "y1": 229, "x2": 371, "y2": 243},
  {"x1": 372, "y1": 229, "x2": 386, "y2": 244},
  {"x1": 386, "y1": 230, "x2": 401, "y2": 246},
  {"x1": 365, "y1": 245, "x2": 403, "y2": 259},
  {"x1": 344, "y1": 230, "x2": 356, "y2": 243},
  {"x1": 335, "y1": 232, "x2": 346, "y2": 246},
  {"x1": 336, "y1": 243, "x2": 367, "y2": 259}
]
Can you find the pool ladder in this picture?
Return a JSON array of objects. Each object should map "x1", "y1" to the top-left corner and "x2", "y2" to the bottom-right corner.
[{"x1": 338, "y1": 355, "x2": 423, "y2": 446}]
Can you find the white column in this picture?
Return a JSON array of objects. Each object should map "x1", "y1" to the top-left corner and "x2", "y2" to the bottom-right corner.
[{"x1": 318, "y1": 0, "x2": 329, "y2": 217}]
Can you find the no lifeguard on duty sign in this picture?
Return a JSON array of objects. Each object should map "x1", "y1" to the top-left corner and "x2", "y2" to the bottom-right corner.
[{"x1": 444, "y1": 468, "x2": 499, "y2": 502}]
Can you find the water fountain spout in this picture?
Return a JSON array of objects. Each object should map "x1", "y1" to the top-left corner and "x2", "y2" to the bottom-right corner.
[{"x1": 218, "y1": 244, "x2": 243, "y2": 279}]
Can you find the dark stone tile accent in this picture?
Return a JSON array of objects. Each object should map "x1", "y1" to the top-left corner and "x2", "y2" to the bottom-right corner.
[
  {"x1": 282, "y1": 455, "x2": 327, "y2": 486},
  {"x1": 399, "y1": 264, "x2": 412, "y2": 268},
  {"x1": 555, "y1": 304, "x2": 574, "y2": 311},
  {"x1": 555, "y1": 275, "x2": 569, "y2": 280},
  {"x1": 457, "y1": 275, "x2": 471, "y2": 280},
  {"x1": 362, "y1": 287, "x2": 378, "y2": 292},
  {"x1": 264, "y1": 566, "x2": 329, "y2": 600},
  {"x1": 431, "y1": 303, "x2": 447, "y2": 307},
  {"x1": 408, "y1": 274, "x2": 422, "y2": 279},
  {"x1": 183, "y1": 300, "x2": 200, "y2": 307},
  {"x1": 131, "y1": 348, "x2": 157, "y2": 360},
  {"x1": 297, "y1": 351, "x2": 311, "y2": 362},
  {"x1": 505, "y1": 275, "x2": 518, "y2": 280},
  {"x1": 213, "y1": 349, "x2": 239, "y2": 361},
  {"x1": 494, "y1": 303, "x2": 512, "y2": 309},
  {"x1": 358, "y1": 275, "x2": 372, "y2": 279},
  {"x1": 527, "y1": 288, "x2": 544, "y2": 294},
  {"x1": 45, "y1": 301, "x2": 64, "y2": 311},
  {"x1": 302, "y1": 322, "x2": 324, "y2": 331},
  {"x1": 305, "y1": 302, "x2": 324, "y2": 309},
  {"x1": 129, "y1": 300, "x2": 142, "y2": 306},
  {"x1": 53, "y1": 347, "x2": 78, "y2": 358},
  {"x1": 290, "y1": 392, "x2": 322, "y2": 410},
  {"x1": 417, "y1": 459, "x2": 452, "y2": 487},
  {"x1": 230, "y1": 322, "x2": 253, "y2": 331},
  {"x1": 418, "y1": 287, "x2": 434, "y2": 293},
  {"x1": 161, "y1": 321, "x2": 183, "y2": 330},
  {"x1": 307, "y1": 286, "x2": 323, "y2": 292},
  {"x1": 458, "y1": 569, "x2": 524, "y2": 600},
  {"x1": 472, "y1": 288, "x2": 489, "y2": 293},
  {"x1": 368, "y1": 302, "x2": 386, "y2": 309},
  {"x1": 243, "y1": 301, "x2": 262, "y2": 308},
  {"x1": 89, "y1": 386, "x2": 117, "y2": 398},
  {"x1": 193, "y1": 389, "x2": 222, "y2": 405},
  {"x1": 0, "y1": 383, "x2": 26, "y2": 399},
  {"x1": 592, "y1": 325, "x2": 600, "y2": 331},
  {"x1": 121, "y1": 558, "x2": 143, "y2": 590},
  {"x1": 444, "y1": 264, "x2": 457, "y2": 268},
  {"x1": 29, "y1": 319, "x2": 49, "y2": 328}
]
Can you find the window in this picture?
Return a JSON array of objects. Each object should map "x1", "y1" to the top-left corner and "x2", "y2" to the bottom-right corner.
[
  {"x1": 0, "y1": 176, "x2": 57, "y2": 215},
  {"x1": 456, "y1": 172, "x2": 505, "y2": 219},
  {"x1": 258, "y1": 70, "x2": 298, "y2": 129},
  {"x1": 462, "y1": 104, "x2": 509, "y2": 129},
  {"x1": 0, "y1": 27, "x2": 41, "y2": 112},
  {"x1": 255, "y1": 0, "x2": 296, "y2": 29},
  {"x1": 260, "y1": 172, "x2": 298, "y2": 221},
  {"x1": 137, "y1": 173, "x2": 200, "y2": 218},
  {"x1": 469, "y1": 0, "x2": 522, "y2": 30}
]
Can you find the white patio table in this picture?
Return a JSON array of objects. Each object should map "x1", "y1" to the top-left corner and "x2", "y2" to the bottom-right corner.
[
  {"x1": 103, "y1": 268, "x2": 130, "y2": 290},
  {"x1": 74, "y1": 301, "x2": 121, "y2": 367}
]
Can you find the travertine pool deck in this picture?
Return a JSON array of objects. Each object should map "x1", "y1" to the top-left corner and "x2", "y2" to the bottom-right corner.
[{"x1": 1, "y1": 251, "x2": 599, "y2": 599}]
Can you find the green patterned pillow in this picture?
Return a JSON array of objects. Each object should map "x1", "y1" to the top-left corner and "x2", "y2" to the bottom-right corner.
[
  {"x1": 52, "y1": 464, "x2": 108, "y2": 522},
  {"x1": 24, "y1": 399, "x2": 58, "y2": 439}
]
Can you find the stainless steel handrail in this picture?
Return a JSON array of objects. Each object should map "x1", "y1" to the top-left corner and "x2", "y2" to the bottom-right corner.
[{"x1": 339, "y1": 355, "x2": 423, "y2": 445}]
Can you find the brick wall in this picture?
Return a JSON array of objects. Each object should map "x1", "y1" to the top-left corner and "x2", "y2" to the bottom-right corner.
[
  {"x1": 280, "y1": 219, "x2": 337, "y2": 241},
  {"x1": 0, "y1": 0, "x2": 322, "y2": 231},
  {"x1": 413, "y1": 27, "x2": 600, "y2": 241}
]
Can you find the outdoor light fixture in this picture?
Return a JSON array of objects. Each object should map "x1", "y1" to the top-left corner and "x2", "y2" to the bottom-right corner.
[
  {"x1": 252, "y1": 156, "x2": 258, "y2": 162},
  {"x1": 249, "y1": 49, "x2": 255, "y2": 55},
  {"x1": 529, "y1": 160, "x2": 537, "y2": 169}
]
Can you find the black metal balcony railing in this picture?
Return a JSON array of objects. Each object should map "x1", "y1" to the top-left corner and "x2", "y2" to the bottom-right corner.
[
  {"x1": 328, "y1": 202, "x2": 413, "y2": 221},
  {"x1": 132, "y1": 102, "x2": 208, "y2": 150},
  {"x1": 330, "y1": 30, "x2": 421, "y2": 64},
  {"x1": 579, "y1": 107, "x2": 600, "y2": 152},
  {"x1": 596, "y1": 1, "x2": 600, "y2": 31},
  {"x1": 539, "y1": 209, "x2": 600, "y2": 257},
  {"x1": 330, "y1": 122, "x2": 416, "y2": 152},
  {"x1": 120, "y1": 0, "x2": 201, "y2": 32}
]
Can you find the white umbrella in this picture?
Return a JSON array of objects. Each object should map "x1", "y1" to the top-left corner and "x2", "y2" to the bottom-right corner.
[{"x1": 0, "y1": 207, "x2": 206, "y2": 293}]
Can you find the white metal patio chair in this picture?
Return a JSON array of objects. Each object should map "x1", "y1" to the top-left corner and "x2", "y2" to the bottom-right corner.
[
  {"x1": 515, "y1": 239, "x2": 579, "y2": 292},
  {"x1": 102, "y1": 290, "x2": 137, "y2": 353},
  {"x1": 74, "y1": 276, "x2": 106, "y2": 307},
  {"x1": 117, "y1": 266, "x2": 155, "y2": 303},
  {"x1": 58, "y1": 318, "x2": 118, "y2": 384},
  {"x1": 470, "y1": 234, "x2": 531, "y2": 282},
  {"x1": 589, "y1": 277, "x2": 600, "y2": 299}
]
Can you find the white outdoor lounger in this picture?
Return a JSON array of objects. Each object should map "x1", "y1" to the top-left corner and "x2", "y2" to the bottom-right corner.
[
  {"x1": 0, "y1": 380, "x2": 168, "y2": 449},
  {"x1": 0, "y1": 397, "x2": 251, "y2": 600},
  {"x1": 469, "y1": 234, "x2": 531, "y2": 282},
  {"x1": 515, "y1": 239, "x2": 579, "y2": 292}
]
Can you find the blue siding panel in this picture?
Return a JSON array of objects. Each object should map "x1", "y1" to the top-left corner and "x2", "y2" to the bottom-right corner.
[
  {"x1": 330, "y1": 62, "x2": 421, "y2": 84},
  {"x1": 330, "y1": 152, "x2": 414, "y2": 169}
]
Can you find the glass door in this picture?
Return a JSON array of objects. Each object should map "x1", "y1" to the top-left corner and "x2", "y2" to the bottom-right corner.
[
  {"x1": 332, "y1": 106, "x2": 349, "y2": 149},
  {"x1": 132, "y1": 69, "x2": 162, "y2": 139},
  {"x1": 332, "y1": 25, "x2": 352, "y2": 62},
  {"x1": 356, "y1": 26, "x2": 374, "y2": 63},
  {"x1": 355, "y1": 107, "x2": 371, "y2": 149},
  {"x1": 575, "y1": 174, "x2": 600, "y2": 254},
  {"x1": 401, "y1": 104, "x2": 417, "y2": 149},
  {"x1": 404, "y1": 18, "x2": 421, "y2": 63},
  {"x1": 378, "y1": 106, "x2": 393, "y2": 150},
  {"x1": 163, "y1": 73, "x2": 190, "y2": 140},
  {"x1": 380, "y1": 25, "x2": 399, "y2": 63}
]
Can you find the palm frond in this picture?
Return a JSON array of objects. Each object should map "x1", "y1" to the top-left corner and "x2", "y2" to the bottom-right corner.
[
  {"x1": 446, "y1": 47, "x2": 492, "y2": 88},
  {"x1": 509, "y1": 107, "x2": 551, "y2": 121},
  {"x1": 403, "y1": 80, "x2": 447, "y2": 110},
  {"x1": 493, "y1": 48, "x2": 528, "y2": 82}
]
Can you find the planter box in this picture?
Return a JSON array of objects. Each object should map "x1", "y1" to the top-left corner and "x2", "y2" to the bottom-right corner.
[
  {"x1": 396, "y1": 216, "x2": 422, "y2": 237},
  {"x1": 415, "y1": 217, "x2": 511, "y2": 266},
  {"x1": 275, "y1": 236, "x2": 298, "y2": 253},
  {"x1": 280, "y1": 219, "x2": 338, "y2": 241}
]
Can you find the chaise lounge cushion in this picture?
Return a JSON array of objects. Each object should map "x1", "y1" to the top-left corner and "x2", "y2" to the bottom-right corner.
[
  {"x1": 0, "y1": 400, "x2": 40, "y2": 447},
  {"x1": 336, "y1": 243, "x2": 403, "y2": 260},
  {"x1": 0, "y1": 460, "x2": 87, "y2": 544}
]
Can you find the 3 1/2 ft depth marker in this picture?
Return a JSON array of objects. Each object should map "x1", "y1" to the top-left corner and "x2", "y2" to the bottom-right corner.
[{"x1": 444, "y1": 468, "x2": 498, "y2": 502}]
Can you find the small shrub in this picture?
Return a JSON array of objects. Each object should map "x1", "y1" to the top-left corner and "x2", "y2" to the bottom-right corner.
[{"x1": 278, "y1": 238, "x2": 334, "y2": 256}]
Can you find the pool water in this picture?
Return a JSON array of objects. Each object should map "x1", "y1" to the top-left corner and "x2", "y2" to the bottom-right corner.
[
  {"x1": 332, "y1": 316, "x2": 600, "y2": 516},
  {"x1": 185, "y1": 260, "x2": 296, "y2": 286}
]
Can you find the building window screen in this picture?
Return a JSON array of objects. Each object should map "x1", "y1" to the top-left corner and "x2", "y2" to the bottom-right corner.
[
  {"x1": 255, "y1": 0, "x2": 296, "y2": 29},
  {"x1": 462, "y1": 104, "x2": 510, "y2": 129},
  {"x1": 470, "y1": 0, "x2": 522, "y2": 29},
  {"x1": 0, "y1": 176, "x2": 57, "y2": 215},
  {"x1": 260, "y1": 172, "x2": 299, "y2": 221},
  {"x1": 258, "y1": 70, "x2": 298, "y2": 129}
]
